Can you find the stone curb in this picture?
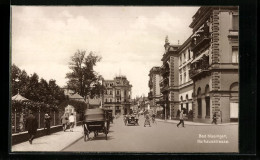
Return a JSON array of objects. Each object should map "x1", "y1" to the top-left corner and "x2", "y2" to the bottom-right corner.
[
  {"x1": 156, "y1": 119, "x2": 238, "y2": 126},
  {"x1": 60, "y1": 135, "x2": 84, "y2": 151}
]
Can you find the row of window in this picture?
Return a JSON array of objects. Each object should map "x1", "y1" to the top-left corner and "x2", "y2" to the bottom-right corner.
[
  {"x1": 180, "y1": 94, "x2": 190, "y2": 101},
  {"x1": 179, "y1": 71, "x2": 190, "y2": 85},
  {"x1": 104, "y1": 89, "x2": 128, "y2": 95},
  {"x1": 179, "y1": 49, "x2": 193, "y2": 66},
  {"x1": 104, "y1": 90, "x2": 113, "y2": 95},
  {"x1": 105, "y1": 98, "x2": 129, "y2": 103},
  {"x1": 105, "y1": 83, "x2": 114, "y2": 87}
]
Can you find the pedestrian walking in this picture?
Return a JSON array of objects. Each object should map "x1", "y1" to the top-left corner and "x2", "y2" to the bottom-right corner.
[
  {"x1": 144, "y1": 114, "x2": 151, "y2": 127},
  {"x1": 61, "y1": 113, "x2": 69, "y2": 131},
  {"x1": 212, "y1": 112, "x2": 218, "y2": 124},
  {"x1": 69, "y1": 113, "x2": 75, "y2": 132},
  {"x1": 25, "y1": 110, "x2": 38, "y2": 144},
  {"x1": 177, "y1": 110, "x2": 185, "y2": 128},
  {"x1": 44, "y1": 112, "x2": 51, "y2": 135},
  {"x1": 151, "y1": 113, "x2": 156, "y2": 124}
]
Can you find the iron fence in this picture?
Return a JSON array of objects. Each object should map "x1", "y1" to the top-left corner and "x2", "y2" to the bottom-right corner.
[{"x1": 11, "y1": 109, "x2": 62, "y2": 134}]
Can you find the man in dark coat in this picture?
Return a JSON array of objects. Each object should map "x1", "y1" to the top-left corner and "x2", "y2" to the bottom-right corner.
[
  {"x1": 177, "y1": 110, "x2": 185, "y2": 128},
  {"x1": 212, "y1": 112, "x2": 218, "y2": 124},
  {"x1": 44, "y1": 112, "x2": 51, "y2": 135},
  {"x1": 25, "y1": 110, "x2": 38, "y2": 144}
]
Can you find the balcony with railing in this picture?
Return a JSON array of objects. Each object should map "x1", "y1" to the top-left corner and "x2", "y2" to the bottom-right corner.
[
  {"x1": 160, "y1": 77, "x2": 169, "y2": 93},
  {"x1": 191, "y1": 24, "x2": 210, "y2": 53},
  {"x1": 160, "y1": 63, "x2": 170, "y2": 77},
  {"x1": 189, "y1": 54, "x2": 210, "y2": 79}
]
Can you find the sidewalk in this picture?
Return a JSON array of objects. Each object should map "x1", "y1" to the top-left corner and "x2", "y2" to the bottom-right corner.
[
  {"x1": 11, "y1": 126, "x2": 83, "y2": 152},
  {"x1": 156, "y1": 118, "x2": 238, "y2": 126}
]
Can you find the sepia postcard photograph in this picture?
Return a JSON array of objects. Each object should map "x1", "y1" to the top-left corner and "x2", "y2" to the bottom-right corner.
[{"x1": 10, "y1": 6, "x2": 239, "y2": 153}]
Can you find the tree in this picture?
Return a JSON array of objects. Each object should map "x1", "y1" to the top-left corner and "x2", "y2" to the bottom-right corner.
[
  {"x1": 66, "y1": 50, "x2": 105, "y2": 99},
  {"x1": 48, "y1": 79, "x2": 66, "y2": 105},
  {"x1": 11, "y1": 64, "x2": 30, "y2": 96},
  {"x1": 11, "y1": 64, "x2": 66, "y2": 106}
]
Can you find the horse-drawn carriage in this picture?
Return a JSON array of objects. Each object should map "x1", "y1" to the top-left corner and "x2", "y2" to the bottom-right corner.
[{"x1": 83, "y1": 108, "x2": 108, "y2": 141}]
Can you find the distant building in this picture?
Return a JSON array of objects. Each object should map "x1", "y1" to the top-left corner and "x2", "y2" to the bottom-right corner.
[
  {"x1": 102, "y1": 76, "x2": 132, "y2": 115},
  {"x1": 86, "y1": 98, "x2": 101, "y2": 109},
  {"x1": 148, "y1": 67, "x2": 162, "y2": 110}
]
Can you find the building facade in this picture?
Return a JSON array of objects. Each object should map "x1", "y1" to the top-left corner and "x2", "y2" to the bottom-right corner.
[
  {"x1": 189, "y1": 6, "x2": 239, "y2": 123},
  {"x1": 157, "y1": 6, "x2": 239, "y2": 123},
  {"x1": 177, "y1": 37, "x2": 194, "y2": 115},
  {"x1": 159, "y1": 36, "x2": 180, "y2": 119},
  {"x1": 102, "y1": 76, "x2": 132, "y2": 116},
  {"x1": 148, "y1": 67, "x2": 162, "y2": 110}
]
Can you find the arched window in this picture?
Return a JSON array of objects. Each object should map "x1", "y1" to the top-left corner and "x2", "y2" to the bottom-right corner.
[{"x1": 197, "y1": 87, "x2": 201, "y2": 98}]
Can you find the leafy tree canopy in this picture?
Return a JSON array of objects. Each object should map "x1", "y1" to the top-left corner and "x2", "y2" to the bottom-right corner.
[
  {"x1": 66, "y1": 50, "x2": 105, "y2": 99},
  {"x1": 11, "y1": 64, "x2": 66, "y2": 106}
]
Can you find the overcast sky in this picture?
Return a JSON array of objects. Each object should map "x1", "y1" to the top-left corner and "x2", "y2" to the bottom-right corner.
[{"x1": 12, "y1": 6, "x2": 199, "y2": 98}]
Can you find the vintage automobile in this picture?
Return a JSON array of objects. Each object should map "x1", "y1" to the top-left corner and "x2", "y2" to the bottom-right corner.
[
  {"x1": 125, "y1": 114, "x2": 139, "y2": 126},
  {"x1": 83, "y1": 108, "x2": 108, "y2": 141}
]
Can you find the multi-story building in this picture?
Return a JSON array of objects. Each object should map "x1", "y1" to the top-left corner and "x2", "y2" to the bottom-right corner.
[
  {"x1": 158, "y1": 7, "x2": 239, "y2": 123},
  {"x1": 102, "y1": 76, "x2": 132, "y2": 116},
  {"x1": 159, "y1": 36, "x2": 180, "y2": 119},
  {"x1": 148, "y1": 67, "x2": 161, "y2": 110},
  {"x1": 189, "y1": 6, "x2": 239, "y2": 123},
  {"x1": 178, "y1": 37, "x2": 194, "y2": 115}
]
